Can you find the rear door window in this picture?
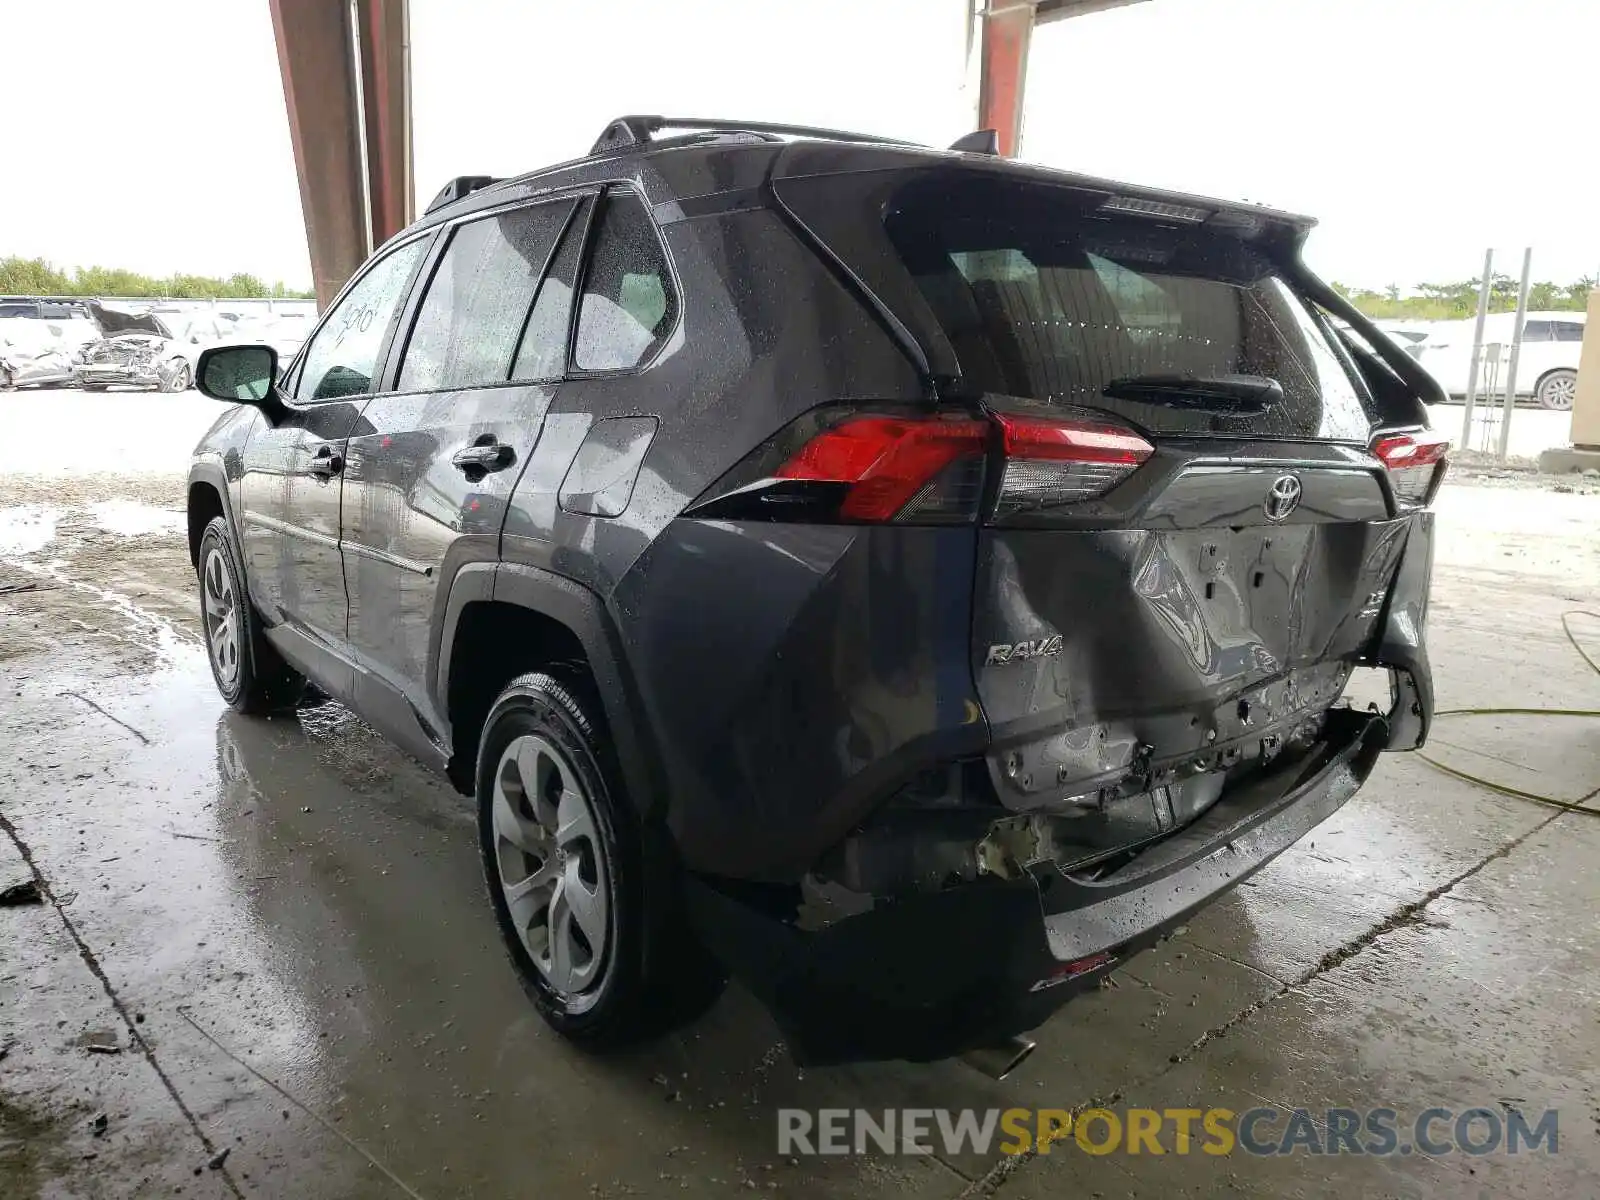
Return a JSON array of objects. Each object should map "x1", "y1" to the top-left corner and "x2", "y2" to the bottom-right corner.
[
  {"x1": 511, "y1": 198, "x2": 587, "y2": 381},
  {"x1": 1519, "y1": 319, "x2": 1554, "y2": 342},
  {"x1": 399, "y1": 198, "x2": 576, "y2": 391},
  {"x1": 884, "y1": 178, "x2": 1376, "y2": 441},
  {"x1": 573, "y1": 191, "x2": 677, "y2": 372}
]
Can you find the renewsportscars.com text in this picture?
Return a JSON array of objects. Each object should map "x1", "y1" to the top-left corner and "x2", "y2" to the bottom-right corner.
[{"x1": 777, "y1": 1106, "x2": 1559, "y2": 1158}]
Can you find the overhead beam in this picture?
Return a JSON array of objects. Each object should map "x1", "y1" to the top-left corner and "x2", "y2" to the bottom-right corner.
[
  {"x1": 976, "y1": 2, "x2": 1036, "y2": 158},
  {"x1": 355, "y1": 0, "x2": 414, "y2": 250},
  {"x1": 1036, "y1": 0, "x2": 1151, "y2": 23},
  {"x1": 976, "y1": 0, "x2": 1154, "y2": 157},
  {"x1": 268, "y1": 0, "x2": 369, "y2": 309}
]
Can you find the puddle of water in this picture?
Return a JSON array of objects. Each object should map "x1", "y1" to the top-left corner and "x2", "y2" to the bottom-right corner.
[
  {"x1": 0, "y1": 504, "x2": 62, "y2": 554},
  {"x1": 87, "y1": 498, "x2": 185, "y2": 538}
]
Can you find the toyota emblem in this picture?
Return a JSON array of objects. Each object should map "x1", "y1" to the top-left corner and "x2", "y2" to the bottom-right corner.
[{"x1": 1264, "y1": 474, "x2": 1303, "y2": 521}]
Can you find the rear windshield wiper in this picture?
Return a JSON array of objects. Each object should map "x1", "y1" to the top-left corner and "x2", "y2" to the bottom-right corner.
[{"x1": 1103, "y1": 373, "x2": 1283, "y2": 414}]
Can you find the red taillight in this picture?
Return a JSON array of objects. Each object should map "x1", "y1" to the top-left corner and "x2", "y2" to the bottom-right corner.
[
  {"x1": 693, "y1": 406, "x2": 1156, "y2": 524},
  {"x1": 1372, "y1": 430, "x2": 1449, "y2": 470},
  {"x1": 774, "y1": 415, "x2": 989, "y2": 521},
  {"x1": 993, "y1": 413, "x2": 1154, "y2": 466},
  {"x1": 1372, "y1": 429, "x2": 1449, "y2": 506},
  {"x1": 991, "y1": 412, "x2": 1153, "y2": 517}
]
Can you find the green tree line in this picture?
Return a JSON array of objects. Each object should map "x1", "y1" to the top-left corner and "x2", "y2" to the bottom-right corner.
[
  {"x1": 1333, "y1": 277, "x2": 1595, "y2": 321},
  {"x1": 0, "y1": 256, "x2": 313, "y2": 300}
]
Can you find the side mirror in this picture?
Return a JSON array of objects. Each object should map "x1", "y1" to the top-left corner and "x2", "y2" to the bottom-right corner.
[{"x1": 196, "y1": 344, "x2": 279, "y2": 405}]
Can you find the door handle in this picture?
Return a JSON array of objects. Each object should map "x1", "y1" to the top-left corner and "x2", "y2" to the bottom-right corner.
[
  {"x1": 309, "y1": 445, "x2": 344, "y2": 477},
  {"x1": 451, "y1": 436, "x2": 515, "y2": 474}
]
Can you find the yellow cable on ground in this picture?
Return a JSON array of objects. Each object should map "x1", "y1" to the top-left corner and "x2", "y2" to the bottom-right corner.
[{"x1": 1416, "y1": 611, "x2": 1600, "y2": 816}]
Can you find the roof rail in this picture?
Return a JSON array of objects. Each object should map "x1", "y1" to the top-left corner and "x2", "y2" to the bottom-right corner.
[
  {"x1": 424, "y1": 174, "x2": 501, "y2": 215},
  {"x1": 589, "y1": 115, "x2": 920, "y2": 156}
]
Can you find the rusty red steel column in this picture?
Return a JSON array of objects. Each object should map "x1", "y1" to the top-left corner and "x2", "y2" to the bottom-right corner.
[
  {"x1": 268, "y1": 0, "x2": 369, "y2": 309},
  {"x1": 356, "y1": 0, "x2": 413, "y2": 251},
  {"x1": 977, "y1": 1, "x2": 1038, "y2": 158}
]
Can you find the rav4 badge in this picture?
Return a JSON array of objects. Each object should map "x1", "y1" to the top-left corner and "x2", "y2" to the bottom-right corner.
[{"x1": 985, "y1": 636, "x2": 1064, "y2": 666}]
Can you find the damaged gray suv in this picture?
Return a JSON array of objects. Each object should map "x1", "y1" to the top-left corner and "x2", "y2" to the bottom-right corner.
[{"x1": 186, "y1": 116, "x2": 1445, "y2": 1069}]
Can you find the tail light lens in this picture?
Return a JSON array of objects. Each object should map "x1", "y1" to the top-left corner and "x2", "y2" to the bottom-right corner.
[
  {"x1": 685, "y1": 404, "x2": 1153, "y2": 524},
  {"x1": 1372, "y1": 430, "x2": 1449, "y2": 507},
  {"x1": 991, "y1": 412, "x2": 1152, "y2": 517},
  {"x1": 774, "y1": 415, "x2": 990, "y2": 521}
]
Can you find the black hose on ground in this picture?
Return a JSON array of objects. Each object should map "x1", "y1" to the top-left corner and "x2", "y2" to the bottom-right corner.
[{"x1": 1417, "y1": 611, "x2": 1600, "y2": 816}]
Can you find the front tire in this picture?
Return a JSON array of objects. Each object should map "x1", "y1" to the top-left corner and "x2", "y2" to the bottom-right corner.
[
  {"x1": 477, "y1": 672, "x2": 724, "y2": 1047},
  {"x1": 196, "y1": 517, "x2": 305, "y2": 713},
  {"x1": 161, "y1": 361, "x2": 193, "y2": 393}
]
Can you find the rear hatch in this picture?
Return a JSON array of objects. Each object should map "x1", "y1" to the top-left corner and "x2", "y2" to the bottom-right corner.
[{"x1": 773, "y1": 154, "x2": 1442, "y2": 823}]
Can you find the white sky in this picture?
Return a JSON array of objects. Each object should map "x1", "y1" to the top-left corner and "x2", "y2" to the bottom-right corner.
[{"x1": 2, "y1": 0, "x2": 1594, "y2": 291}]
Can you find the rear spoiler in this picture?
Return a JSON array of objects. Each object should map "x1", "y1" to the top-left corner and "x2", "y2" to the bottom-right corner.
[
  {"x1": 1293, "y1": 270, "x2": 1449, "y2": 410},
  {"x1": 766, "y1": 143, "x2": 1321, "y2": 391},
  {"x1": 770, "y1": 142, "x2": 1318, "y2": 250}
]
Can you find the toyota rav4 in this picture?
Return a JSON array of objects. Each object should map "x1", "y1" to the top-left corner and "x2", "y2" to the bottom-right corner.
[{"x1": 186, "y1": 116, "x2": 1444, "y2": 1069}]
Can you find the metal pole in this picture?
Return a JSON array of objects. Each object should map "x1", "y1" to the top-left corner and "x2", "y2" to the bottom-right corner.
[
  {"x1": 268, "y1": 0, "x2": 370, "y2": 308},
  {"x1": 1496, "y1": 247, "x2": 1534, "y2": 461},
  {"x1": 977, "y1": 1, "x2": 1039, "y2": 156},
  {"x1": 1460, "y1": 248, "x2": 1493, "y2": 447}
]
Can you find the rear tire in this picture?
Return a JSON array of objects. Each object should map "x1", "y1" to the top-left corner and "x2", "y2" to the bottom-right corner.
[
  {"x1": 1536, "y1": 369, "x2": 1576, "y2": 411},
  {"x1": 477, "y1": 672, "x2": 725, "y2": 1047},
  {"x1": 196, "y1": 517, "x2": 305, "y2": 713}
]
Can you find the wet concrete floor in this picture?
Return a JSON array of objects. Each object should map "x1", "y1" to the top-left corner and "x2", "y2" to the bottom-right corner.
[{"x1": 1, "y1": 453, "x2": 1597, "y2": 1199}]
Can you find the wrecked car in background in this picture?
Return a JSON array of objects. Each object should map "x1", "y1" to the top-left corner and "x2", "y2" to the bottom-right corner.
[
  {"x1": 0, "y1": 305, "x2": 96, "y2": 389},
  {"x1": 1, "y1": 329, "x2": 77, "y2": 389},
  {"x1": 73, "y1": 302, "x2": 200, "y2": 392}
]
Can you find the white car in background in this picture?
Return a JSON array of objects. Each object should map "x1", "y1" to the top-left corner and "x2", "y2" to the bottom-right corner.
[
  {"x1": 1372, "y1": 321, "x2": 1434, "y2": 359},
  {"x1": 71, "y1": 304, "x2": 305, "y2": 392},
  {"x1": 73, "y1": 303, "x2": 204, "y2": 391},
  {"x1": 0, "y1": 299, "x2": 101, "y2": 389},
  {"x1": 1416, "y1": 311, "x2": 1585, "y2": 409},
  {"x1": 230, "y1": 311, "x2": 313, "y2": 362}
]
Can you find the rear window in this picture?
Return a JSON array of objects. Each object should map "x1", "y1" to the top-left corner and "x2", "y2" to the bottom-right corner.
[
  {"x1": 884, "y1": 178, "x2": 1375, "y2": 441},
  {"x1": 573, "y1": 191, "x2": 677, "y2": 372}
]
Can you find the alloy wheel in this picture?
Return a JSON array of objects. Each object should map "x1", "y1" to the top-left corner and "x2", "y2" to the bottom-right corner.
[
  {"x1": 202, "y1": 546, "x2": 240, "y2": 688},
  {"x1": 1541, "y1": 374, "x2": 1576, "y2": 411},
  {"x1": 492, "y1": 733, "x2": 612, "y2": 1008}
]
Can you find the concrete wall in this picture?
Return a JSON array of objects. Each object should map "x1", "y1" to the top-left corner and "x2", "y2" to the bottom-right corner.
[{"x1": 1574, "y1": 290, "x2": 1600, "y2": 449}]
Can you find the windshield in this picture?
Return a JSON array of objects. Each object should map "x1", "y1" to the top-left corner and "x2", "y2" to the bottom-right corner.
[{"x1": 884, "y1": 177, "x2": 1376, "y2": 440}]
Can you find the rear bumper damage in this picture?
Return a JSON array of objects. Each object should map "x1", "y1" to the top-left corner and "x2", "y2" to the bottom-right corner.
[
  {"x1": 687, "y1": 707, "x2": 1389, "y2": 1065},
  {"x1": 1366, "y1": 510, "x2": 1434, "y2": 751}
]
